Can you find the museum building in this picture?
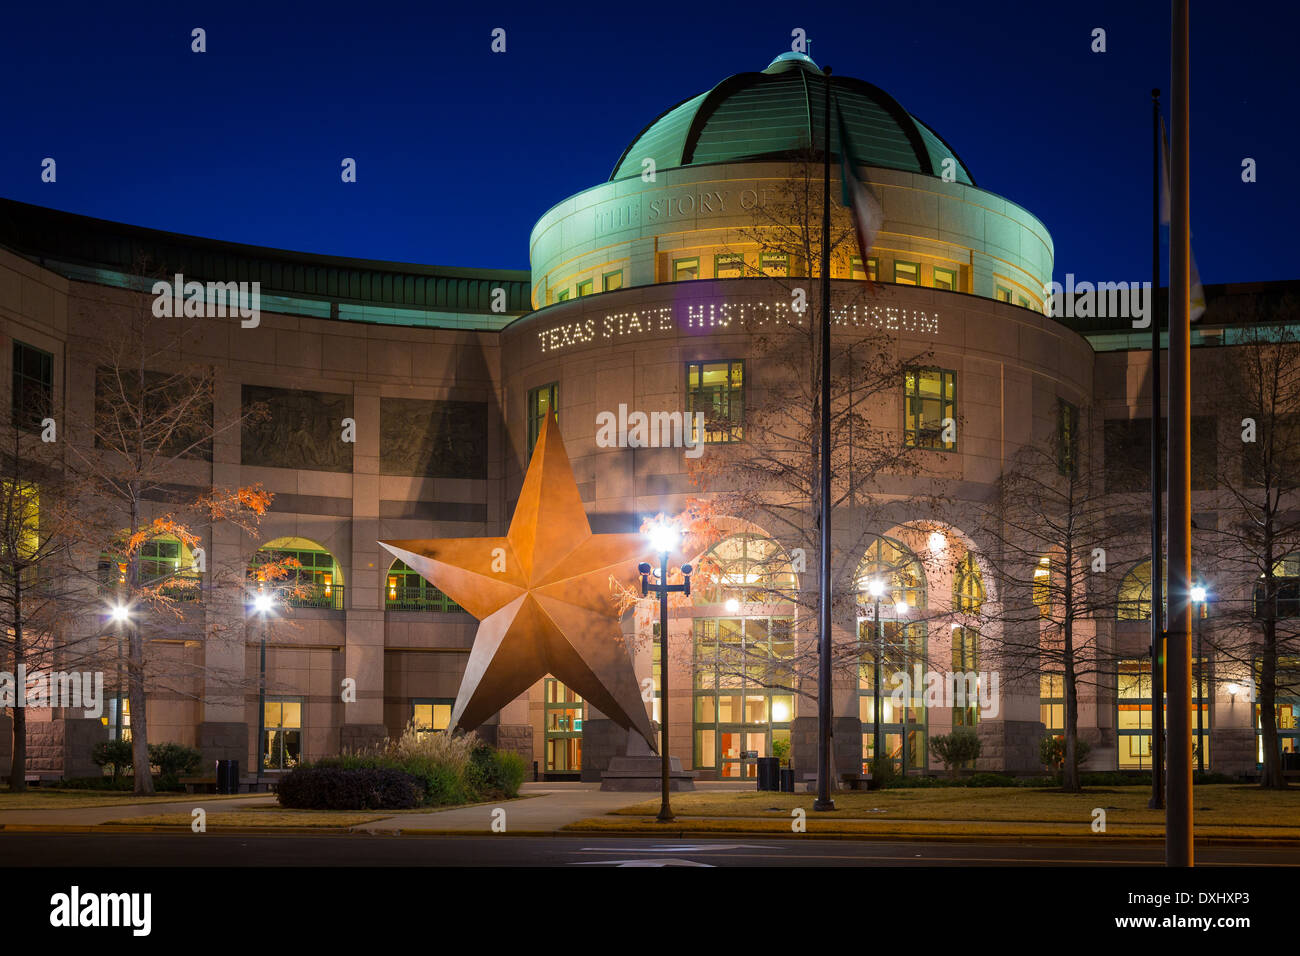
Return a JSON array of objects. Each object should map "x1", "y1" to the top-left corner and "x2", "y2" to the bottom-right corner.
[{"x1": 0, "y1": 52, "x2": 1295, "y2": 783}]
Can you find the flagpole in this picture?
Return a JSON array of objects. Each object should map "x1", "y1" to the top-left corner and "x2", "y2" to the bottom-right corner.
[
  {"x1": 1149, "y1": 87, "x2": 1166, "y2": 812},
  {"x1": 1166, "y1": 0, "x2": 1194, "y2": 867},
  {"x1": 814, "y1": 64, "x2": 835, "y2": 812}
]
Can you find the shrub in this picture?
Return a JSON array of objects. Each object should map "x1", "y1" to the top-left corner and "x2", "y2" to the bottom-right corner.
[
  {"x1": 771, "y1": 737, "x2": 791, "y2": 767},
  {"x1": 930, "y1": 731, "x2": 982, "y2": 777},
  {"x1": 276, "y1": 767, "x2": 422, "y2": 810},
  {"x1": 867, "y1": 756, "x2": 897, "y2": 790},
  {"x1": 1040, "y1": 735, "x2": 1091, "y2": 772},
  {"x1": 148, "y1": 743, "x2": 202, "y2": 790},
  {"x1": 302, "y1": 725, "x2": 524, "y2": 806},
  {"x1": 92, "y1": 739, "x2": 134, "y2": 781}
]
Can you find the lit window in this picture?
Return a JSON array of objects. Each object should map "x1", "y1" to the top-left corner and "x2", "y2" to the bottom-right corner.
[
  {"x1": 903, "y1": 367, "x2": 957, "y2": 450},
  {"x1": 1017, "y1": 294, "x2": 1030, "y2": 308},
  {"x1": 555, "y1": 288, "x2": 570, "y2": 302},
  {"x1": 995, "y1": 286, "x2": 1013, "y2": 303},
  {"x1": 953, "y1": 553, "x2": 984, "y2": 613},
  {"x1": 386, "y1": 560, "x2": 465, "y2": 612},
  {"x1": 577, "y1": 279, "x2": 594, "y2": 297},
  {"x1": 894, "y1": 261, "x2": 919, "y2": 286},
  {"x1": 850, "y1": 256, "x2": 878, "y2": 281},
  {"x1": 602, "y1": 270, "x2": 623, "y2": 292},
  {"x1": 760, "y1": 253, "x2": 788, "y2": 277},
  {"x1": 263, "y1": 698, "x2": 303, "y2": 770},
  {"x1": 686, "y1": 360, "x2": 744, "y2": 443},
  {"x1": 933, "y1": 267, "x2": 956, "y2": 291},
  {"x1": 527, "y1": 382, "x2": 558, "y2": 456},
  {"x1": 412, "y1": 699, "x2": 454, "y2": 735},
  {"x1": 1033, "y1": 557, "x2": 1052, "y2": 615},
  {"x1": 673, "y1": 257, "x2": 700, "y2": 281},
  {"x1": 714, "y1": 253, "x2": 745, "y2": 278}
]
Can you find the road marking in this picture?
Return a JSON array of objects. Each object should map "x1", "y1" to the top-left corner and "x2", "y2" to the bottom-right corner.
[
  {"x1": 569, "y1": 858, "x2": 714, "y2": 867},
  {"x1": 577, "y1": 843, "x2": 780, "y2": 853}
]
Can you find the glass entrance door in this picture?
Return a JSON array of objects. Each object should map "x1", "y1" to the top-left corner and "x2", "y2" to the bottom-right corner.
[{"x1": 544, "y1": 679, "x2": 583, "y2": 775}]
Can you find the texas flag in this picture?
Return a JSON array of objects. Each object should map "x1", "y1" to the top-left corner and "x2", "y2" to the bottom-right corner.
[{"x1": 836, "y1": 102, "x2": 884, "y2": 266}]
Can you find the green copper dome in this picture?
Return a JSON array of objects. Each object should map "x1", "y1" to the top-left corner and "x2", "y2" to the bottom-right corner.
[{"x1": 610, "y1": 53, "x2": 974, "y2": 185}]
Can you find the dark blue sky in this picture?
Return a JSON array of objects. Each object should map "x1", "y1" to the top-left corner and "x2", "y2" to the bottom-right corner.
[{"x1": 1, "y1": 1, "x2": 1294, "y2": 285}]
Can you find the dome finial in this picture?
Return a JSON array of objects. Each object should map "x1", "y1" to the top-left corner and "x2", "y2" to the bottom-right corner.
[{"x1": 764, "y1": 50, "x2": 822, "y2": 74}]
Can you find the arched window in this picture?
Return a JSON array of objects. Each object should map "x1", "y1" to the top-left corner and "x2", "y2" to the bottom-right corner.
[
  {"x1": 1118, "y1": 559, "x2": 1206, "y2": 621},
  {"x1": 692, "y1": 533, "x2": 796, "y2": 780},
  {"x1": 856, "y1": 536, "x2": 927, "y2": 611},
  {"x1": 1117, "y1": 560, "x2": 1156, "y2": 620},
  {"x1": 385, "y1": 559, "x2": 465, "y2": 612},
  {"x1": 251, "y1": 537, "x2": 343, "y2": 610},
  {"x1": 857, "y1": 536, "x2": 928, "y2": 774},
  {"x1": 1033, "y1": 556, "x2": 1053, "y2": 616},
  {"x1": 953, "y1": 552, "x2": 984, "y2": 613},
  {"x1": 98, "y1": 534, "x2": 200, "y2": 602},
  {"x1": 699, "y1": 534, "x2": 796, "y2": 605}
]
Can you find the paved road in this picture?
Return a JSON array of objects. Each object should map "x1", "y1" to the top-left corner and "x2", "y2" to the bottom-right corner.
[{"x1": 2, "y1": 831, "x2": 1297, "y2": 866}]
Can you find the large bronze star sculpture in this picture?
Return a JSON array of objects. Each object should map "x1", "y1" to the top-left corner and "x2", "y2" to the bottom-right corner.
[{"x1": 379, "y1": 413, "x2": 657, "y2": 750}]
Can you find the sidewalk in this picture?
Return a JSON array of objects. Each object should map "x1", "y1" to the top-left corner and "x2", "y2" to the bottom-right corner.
[
  {"x1": 0, "y1": 794, "x2": 277, "y2": 828},
  {"x1": 358, "y1": 784, "x2": 650, "y2": 834}
]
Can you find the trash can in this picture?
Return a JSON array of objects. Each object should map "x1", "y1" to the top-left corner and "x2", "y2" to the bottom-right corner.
[
  {"x1": 215, "y1": 759, "x2": 239, "y2": 794},
  {"x1": 756, "y1": 756, "x2": 780, "y2": 791},
  {"x1": 779, "y1": 768, "x2": 795, "y2": 793}
]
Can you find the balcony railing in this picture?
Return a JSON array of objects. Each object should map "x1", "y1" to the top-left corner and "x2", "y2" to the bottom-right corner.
[
  {"x1": 283, "y1": 585, "x2": 345, "y2": 610},
  {"x1": 385, "y1": 586, "x2": 465, "y2": 613}
]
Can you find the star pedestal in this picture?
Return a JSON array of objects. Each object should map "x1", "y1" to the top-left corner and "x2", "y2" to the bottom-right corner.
[{"x1": 599, "y1": 727, "x2": 697, "y2": 792}]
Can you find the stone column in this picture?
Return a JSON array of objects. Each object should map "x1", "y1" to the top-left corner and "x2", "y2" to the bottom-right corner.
[
  {"x1": 340, "y1": 384, "x2": 386, "y2": 752},
  {"x1": 198, "y1": 372, "x2": 250, "y2": 768}
]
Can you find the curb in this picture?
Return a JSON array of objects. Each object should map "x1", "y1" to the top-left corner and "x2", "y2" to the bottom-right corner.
[{"x1": 3, "y1": 822, "x2": 1298, "y2": 847}]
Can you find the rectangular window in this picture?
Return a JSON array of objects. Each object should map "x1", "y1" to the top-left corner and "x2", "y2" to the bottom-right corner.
[
  {"x1": 894, "y1": 260, "x2": 919, "y2": 286},
  {"x1": 1040, "y1": 674, "x2": 1064, "y2": 734},
  {"x1": 527, "y1": 382, "x2": 558, "y2": 456},
  {"x1": 995, "y1": 285, "x2": 1013, "y2": 303},
  {"x1": 602, "y1": 270, "x2": 623, "y2": 292},
  {"x1": 1016, "y1": 294, "x2": 1030, "y2": 308},
  {"x1": 555, "y1": 288, "x2": 570, "y2": 302},
  {"x1": 263, "y1": 698, "x2": 303, "y2": 770},
  {"x1": 903, "y1": 367, "x2": 957, "y2": 451},
  {"x1": 673, "y1": 257, "x2": 700, "y2": 281},
  {"x1": 933, "y1": 267, "x2": 956, "y2": 291},
  {"x1": 849, "y1": 256, "x2": 878, "y2": 281},
  {"x1": 687, "y1": 360, "x2": 744, "y2": 443},
  {"x1": 760, "y1": 253, "x2": 788, "y2": 277},
  {"x1": 101, "y1": 695, "x2": 132, "y2": 742},
  {"x1": 544, "y1": 678, "x2": 583, "y2": 773},
  {"x1": 693, "y1": 617, "x2": 795, "y2": 778},
  {"x1": 576, "y1": 278, "x2": 594, "y2": 297},
  {"x1": 12, "y1": 341, "x2": 53, "y2": 432},
  {"x1": 412, "y1": 698, "x2": 454, "y2": 735},
  {"x1": 714, "y1": 253, "x2": 745, "y2": 278},
  {"x1": 1118, "y1": 658, "x2": 1210, "y2": 769},
  {"x1": 1057, "y1": 399, "x2": 1079, "y2": 476}
]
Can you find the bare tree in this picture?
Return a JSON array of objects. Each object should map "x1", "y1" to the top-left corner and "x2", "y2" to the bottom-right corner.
[
  {"x1": 0, "y1": 418, "x2": 92, "y2": 790},
  {"x1": 62, "y1": 261, "x2": 290, "y2": 793},
  {"x1": 1198, "y1": 301, "x2": 1300, "y2": 789},
  {"x1": 975, "y1": 404, "x2": 1143, "y2": 791}
]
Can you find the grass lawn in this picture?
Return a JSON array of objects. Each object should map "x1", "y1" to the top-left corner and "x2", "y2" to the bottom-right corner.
[
  {"x1": 567, "y1": 785, "x2": 1300, "y2": 839},
  {"x1": 106, "y1": 810, "x2": 385, "y2": 828},
  {"x1": 0, "y1": 789, "x2": 261, "y2": 811}
]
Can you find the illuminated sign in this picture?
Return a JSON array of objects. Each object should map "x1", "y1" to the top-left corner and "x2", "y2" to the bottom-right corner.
[{"x1": 537, "y1": 300, "x2": 940, "y2": 354}]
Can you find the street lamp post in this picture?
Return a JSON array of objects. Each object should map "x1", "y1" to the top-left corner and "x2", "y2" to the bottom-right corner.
[
  {"x1": 640, "y1": 523, "x2": 692, "y2": 823},
  {"x1": 866, "y1": 581, "x2": 908, "y2": 778},
  {"x1": 1191, "y1": 585, "x2": 1208, "y2": 775},
  {"x1": 252, "y1": 590, "x2": 275, "y2": 791},
  {"x1": 867, "y1": 580, "x2": 885, "y2": 771}
]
